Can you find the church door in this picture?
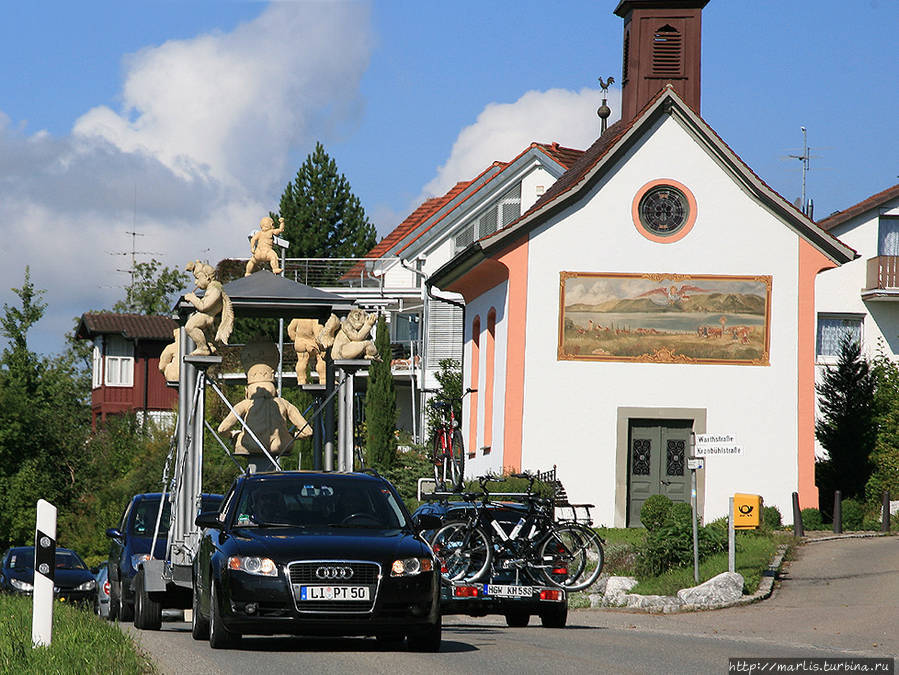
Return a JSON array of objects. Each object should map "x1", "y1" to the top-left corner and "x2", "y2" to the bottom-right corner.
[{"x1": 627, "y1": 419, "x2": 692, "y2": 527}]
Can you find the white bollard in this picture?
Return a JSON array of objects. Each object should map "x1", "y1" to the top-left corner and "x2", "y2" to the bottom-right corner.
[{"x1": 32, "y1": 499, "x2": 57, "y2": 647}]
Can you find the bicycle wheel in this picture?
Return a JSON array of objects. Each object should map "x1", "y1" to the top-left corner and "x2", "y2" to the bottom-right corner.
[
  {"x1": 537, "y1": 524, "x2": 604, "y2": 591},
  {"x1": 449, "y1": 429, "x2": 465, "y2": 492},
  {"x1": 430, "y1": 521, "x2": 492, "y2": 583},
  {"x1": 430, "y1": 432, "x2": 446, "y2": 488}
]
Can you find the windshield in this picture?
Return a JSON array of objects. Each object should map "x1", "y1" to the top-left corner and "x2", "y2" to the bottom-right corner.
[
  {"x1": 234, "y1": 478, "x2": 407, "y2": 530},
  {"x1": 6, "y1": 549, "x2": 87, "y2": 571},
  {"x1": 131, "y1": 495, "x2": 221, "y2": 536}
]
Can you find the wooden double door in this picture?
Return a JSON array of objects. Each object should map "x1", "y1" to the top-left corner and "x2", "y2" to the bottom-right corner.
[{"x1": 627, "y1": 419, "x2": 692, "y2": 527}]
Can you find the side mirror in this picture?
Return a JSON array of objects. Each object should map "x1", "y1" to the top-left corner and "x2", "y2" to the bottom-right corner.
[
  {"x1": 413, "y1": 514, "x2": 442, "y2": 532},
  {"x1": 195, "y1": 511, "x2": 222, "y2": 529},
  {"x1": 105, "y1": 528, "x2": 124, "y2": 541}
]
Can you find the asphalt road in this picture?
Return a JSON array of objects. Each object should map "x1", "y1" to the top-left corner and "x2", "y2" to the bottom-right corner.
[{"x1": 124, "y1": 536, "x2": 898, "y2": 674}]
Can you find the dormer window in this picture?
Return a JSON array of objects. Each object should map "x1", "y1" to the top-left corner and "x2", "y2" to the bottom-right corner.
[
  {"x1": 651, "y1": 24, "x2": 683, "y2": 77},
  {"x1": 453, "y1": 183, "x2": 521, "y2": 254}
]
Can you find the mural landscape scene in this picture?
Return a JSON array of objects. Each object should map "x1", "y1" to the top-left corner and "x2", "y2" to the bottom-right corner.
[{"x1": 559, "y1": 273, "x2": 771, "y2": 365}]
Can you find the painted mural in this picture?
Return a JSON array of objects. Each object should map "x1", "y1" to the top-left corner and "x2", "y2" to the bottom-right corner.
[{"x1": 558, "y1": 272, "x2": 771, "y2": 365}]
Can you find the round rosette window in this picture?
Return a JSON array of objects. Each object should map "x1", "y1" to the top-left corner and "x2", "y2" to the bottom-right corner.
[{"x1": 632, "y1": 180, "x2": 697, "y2": 243}]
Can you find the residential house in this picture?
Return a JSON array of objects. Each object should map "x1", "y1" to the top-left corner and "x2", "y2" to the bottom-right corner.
[{"x1": 76, "y1": 312, "x2": 179, "y2": 430}]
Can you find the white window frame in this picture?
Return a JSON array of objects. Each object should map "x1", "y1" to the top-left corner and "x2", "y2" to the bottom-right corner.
[
  {"x1": 815, "y1": 313, "x2": 864, "y2": 363},
  {"x1": 104, "y1": 335, "x2": 134, "y2": 387},
  {"x1": 91, "y1": 338, "x2": 103, "y2": 389},
  {"x1": 452, "y1": 182, "x2": 522, "y2": 254}
]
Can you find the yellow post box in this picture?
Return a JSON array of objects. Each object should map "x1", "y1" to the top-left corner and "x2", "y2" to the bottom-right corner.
[{"x1": 733, "y1": 493, "x2": 762, "y2": 529}]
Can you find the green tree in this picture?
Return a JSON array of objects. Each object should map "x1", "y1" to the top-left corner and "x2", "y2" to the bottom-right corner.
[
  {"x1": 365, "y1": 316, "x2": 397, "y2": 468},
  {"x1": 113, "y1": 258, "x2": 189, "y2": 315},
  {"x1": 815, "y1": 333, "x2": 877, "y2": 508},
  {"x1": 0, "y1": 270, "x2": 91, "y2": 547},
  {"x1": 866, "y1": 347, "x2": 899, "y2": 509},
  {"x1": 278, "y1": 142, "x2": 377, "y2": 260},
  {"x1": 426, "y1": 358, "x2": 462, "y2": 439}
]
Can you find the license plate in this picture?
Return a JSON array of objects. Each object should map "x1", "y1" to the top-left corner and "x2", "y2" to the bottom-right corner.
[
  {"x1": 296, "y1": 585, "x2": 370, "y2": 601},
  {"x1": 484, "y1": 584, "x2": 533, "y2": 598}
]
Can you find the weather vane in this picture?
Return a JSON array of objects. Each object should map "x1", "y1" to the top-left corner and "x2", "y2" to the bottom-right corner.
[{"x1": 597, "y1": 76, "x2": 614, "y2": 133}]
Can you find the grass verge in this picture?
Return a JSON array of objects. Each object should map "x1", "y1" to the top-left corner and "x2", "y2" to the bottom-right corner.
[
  {"x1": 0, "y1": 594, "x2": 155, "y2": 674},
  {"x1": 628, "y1": 530, "x2": 790, "y2": 596}
]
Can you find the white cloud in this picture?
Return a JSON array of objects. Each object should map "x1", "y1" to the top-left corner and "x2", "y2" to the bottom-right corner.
[
  {"x1": 422, "y1": 87, "x2": 621, "y2": 199},
  {"x1": 0, "y1": 2, "x2": 373, "y2": 357},
  {"x1": 73, "y1": 2, "x2": 371, "y2": 195}
]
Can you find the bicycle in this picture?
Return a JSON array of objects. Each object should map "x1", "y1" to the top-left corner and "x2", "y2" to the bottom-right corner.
[
  {"x1": 429, "y1": 474, "x2": 605, "y2": 591},
  {"x1": 425, "y1": 388, "x2": 474, "y2": 492}
]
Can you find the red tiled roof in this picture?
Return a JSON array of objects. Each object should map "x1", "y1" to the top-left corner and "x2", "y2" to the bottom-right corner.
[
  {"x1": 365, "y1": 181, "x2": 473, "y2": 260},
  {"x1": 817, "y1": 183, "x2": 899, "y2": 232},
  {"x1": 76, "y1": 312, "x2": 177, "y2": 341},
  {"x1": 364, "y1": 142, "x2": 585, "y2": 260}
]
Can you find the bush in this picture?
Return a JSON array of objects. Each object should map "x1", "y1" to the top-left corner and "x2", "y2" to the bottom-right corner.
[
  {"x1": 635, "y1": 503, "x2": 726, "y2": 578},
  {"x1": 801, "y1": 507, "x2": 824, "y2": 530},
  {"x1": 840, "y1": 498, "x2": 864, "y2": 530},
  {"x1": 640, "y1": 495, "x2": 673, "y2": 531},
  {"x1": 762, "y1": 505, "x2": 782, "y2": 530}
]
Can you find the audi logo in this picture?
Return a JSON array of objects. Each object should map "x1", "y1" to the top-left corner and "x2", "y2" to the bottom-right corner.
[{"x1": 315, "y1": 565, "x2": 354, "y2": 580}]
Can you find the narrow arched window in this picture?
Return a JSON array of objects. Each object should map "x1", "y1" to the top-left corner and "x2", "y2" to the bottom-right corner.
[
  {"x1": 469, "y1": 317, "x2": 480, "y2": 457},
  {"x1": 483, "y1": 309, "x2": 497, "y2": 453}
]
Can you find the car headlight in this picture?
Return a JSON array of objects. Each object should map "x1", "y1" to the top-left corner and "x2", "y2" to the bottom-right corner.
[
  {"x1": 131, "y1": 554, "x2": 151, "y2": 571},
  {"x1": 227, "y1": 556, "x2": 278, "y2": 577},
  {"x1": 76, "y1": 579, "x2": 97, "y2": 591},
  {"x1": 10, "y1": 578, "x2": 33, "y2": 592},
  {"x1": 391, "y1": 557, "x2": 434, "y2": 577}
]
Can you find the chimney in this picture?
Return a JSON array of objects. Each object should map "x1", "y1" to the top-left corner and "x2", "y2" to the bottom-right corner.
[{"x1": 615, "y1": 0, "x2": 710, "y2": 122}]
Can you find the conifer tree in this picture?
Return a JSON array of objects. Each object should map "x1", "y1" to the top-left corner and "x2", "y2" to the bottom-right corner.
[
  {"x1": 815, "y1": 333, "x2": 877, "y2": 505},
  {"x1": 278, "y1": 142, "x2": 377, "y2": 260},
  {"x1": 365, "y1": 316, "x2": 397, "y2": 468}
]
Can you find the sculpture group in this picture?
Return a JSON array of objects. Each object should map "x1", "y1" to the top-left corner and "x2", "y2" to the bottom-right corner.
[{"x1": 159, "y1": 219, "x2": 382, "y2": 463}]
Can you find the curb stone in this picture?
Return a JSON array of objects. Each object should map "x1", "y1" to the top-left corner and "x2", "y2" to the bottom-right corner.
[{"x1": 584, "y1": 544, "x2": 789, "y2": 613}]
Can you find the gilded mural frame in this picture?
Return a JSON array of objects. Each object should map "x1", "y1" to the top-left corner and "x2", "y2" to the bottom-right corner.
[{"x1": 558, "y1": 272, "x2": 772, "y2": 366}]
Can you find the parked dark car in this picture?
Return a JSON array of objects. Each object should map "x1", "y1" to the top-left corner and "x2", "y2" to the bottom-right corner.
[
  {"x1": 412, "y1": 500, "x2": 569, "y2": 628},
  {"x1": 94, "y1": 561, "x2": 110, "y2": 618},
  {"x1": 107, "y1": 492, "x2": 223, "y2": 622},
  {"x1": 0, "y1": 546, "x2": 96, "y2": 604},
  {"x1": 192, "y1": 471, "x2": 442, "y2": 650}
]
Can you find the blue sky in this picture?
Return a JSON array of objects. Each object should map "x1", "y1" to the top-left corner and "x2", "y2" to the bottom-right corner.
[{"x1": 1, "y1": 0, "x2": 895, "y2": 357}]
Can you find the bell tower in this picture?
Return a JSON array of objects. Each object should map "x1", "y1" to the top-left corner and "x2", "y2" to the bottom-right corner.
[{"x1": 615, "y1": 0, "x2": 710, "y2": 122}]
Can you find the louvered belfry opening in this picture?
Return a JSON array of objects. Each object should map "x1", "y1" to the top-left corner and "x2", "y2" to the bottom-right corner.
[
  {"x1": 651, "y1": 24, "x2": 683, "y2": 77},
  {"x1": 615, "y1": 0, "x2": 708, "y2": 122}
]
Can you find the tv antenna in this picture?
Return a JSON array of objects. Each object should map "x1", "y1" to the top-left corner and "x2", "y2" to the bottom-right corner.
[
  {"x1": 107, "y1": 230, "x2": 162, "y2": 288},
  {"x1": 781, "y1": 127, "x2": 829, "y2": 218}
]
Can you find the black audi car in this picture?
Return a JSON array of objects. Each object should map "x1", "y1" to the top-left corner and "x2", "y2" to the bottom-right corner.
[
  {"x1": 0, "y1": 546, "x2": 96, "y2": 604},
  {"x1": 191, "y1": 471, "x2": 442, "y2": 650}
]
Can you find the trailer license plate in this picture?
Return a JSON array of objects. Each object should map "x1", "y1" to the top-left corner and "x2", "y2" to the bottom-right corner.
[
  {"x1": 296, "y1": 585, "x2": 370, "y2": 601},
  {"x1": 484, "y1": 584, "x2": 532, "y2": 598}
]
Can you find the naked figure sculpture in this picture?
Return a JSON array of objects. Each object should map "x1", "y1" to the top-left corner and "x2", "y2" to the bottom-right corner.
[
  {"x1": 184, "y1": 260, "x2": 233, "y2": 356},
  {"x1": 217, "y1": 340, "x2": 313, "y2": 458},
  {"x1": 330, "y1": 309, "x2": 381, "y2": 361},
  {"x1": 245, "y1": 216, "x2": 285, "y2": 276},
  {"x1": 287, "y1": 318, "x2": 327, "y2": 385},
  {"x1": 158, "y1": 328, "x2": 180, "y2": 382}
]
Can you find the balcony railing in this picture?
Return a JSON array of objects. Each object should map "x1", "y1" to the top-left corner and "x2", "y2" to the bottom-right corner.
[
  {"x1": 280, "y1": 258, "x2": 395, "y2": 288},
  {"x1": 865, "y1": 256, "x2": 899, "y2": 290}
]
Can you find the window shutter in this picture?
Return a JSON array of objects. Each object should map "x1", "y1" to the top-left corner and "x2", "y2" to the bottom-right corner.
[{"x1": 427, "y1": 300, "x2": 463, "y2": 368}]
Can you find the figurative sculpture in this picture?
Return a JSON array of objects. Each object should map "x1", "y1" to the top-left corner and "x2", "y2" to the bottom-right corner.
[
  {"x1": 245, "y1": 216, "x2": 285, "y2": 276},
  {"x1": 158, "y1": 328, "x2": 180, "y2": 382},
  {"x1": 330, "y1": 309, "x2": 381, "y2": 361},
  {"x1": 286, "y1": 318, "x2": 327, "y2": 385},
  {"x1": 217, "y1": 340, "x2": 312, "y2": 457},
  {"x1": 184, "y1": 260, "x2": 233, "y2": 355}
]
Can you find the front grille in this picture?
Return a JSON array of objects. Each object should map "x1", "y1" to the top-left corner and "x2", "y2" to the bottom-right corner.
[
  {"x1": 288, "y1": 560, "x2": 381, "y2": 613},
  {"x1": 288, "y1": 561, "x2": 380, "y2": 585}
]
